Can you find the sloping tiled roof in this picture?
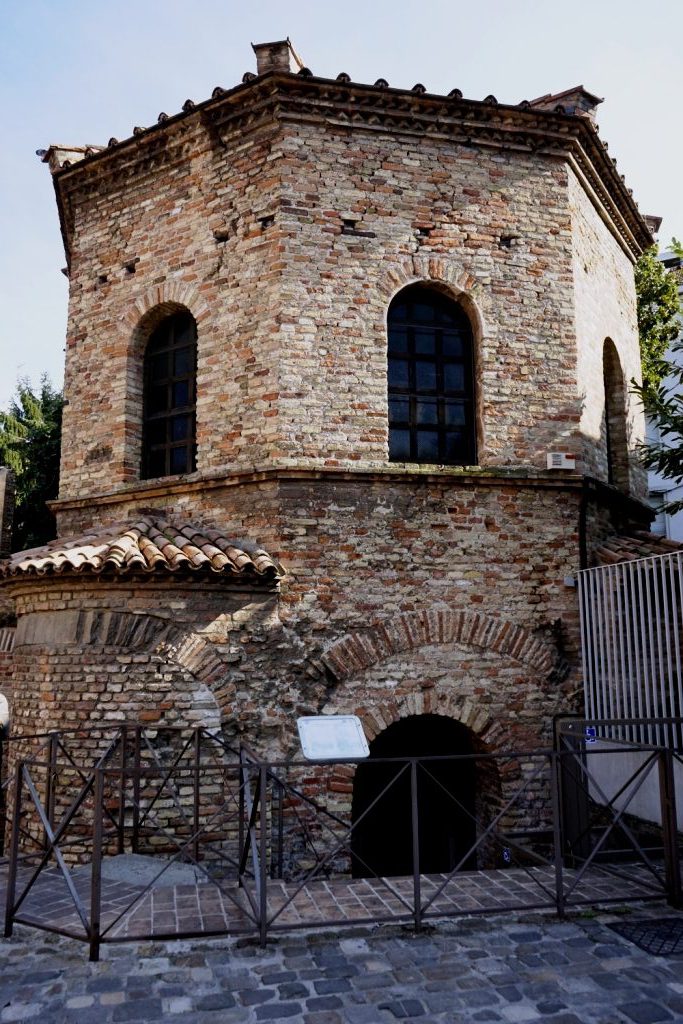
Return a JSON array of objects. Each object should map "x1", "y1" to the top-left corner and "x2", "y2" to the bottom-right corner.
[
  {"x1": 0, "y1": 516, "x2": 283, "y2": 582},
  {"x1": 595, "y1": 530, "x2": 683, "y2": 565}
]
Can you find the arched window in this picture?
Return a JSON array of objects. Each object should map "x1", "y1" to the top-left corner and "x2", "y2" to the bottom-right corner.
[
  {"x1": 142, "y1": 312, "x2": 197, "y2": 479},
  {"x1": 387, "y1": 285, "x2": 476, "y2": 464},
  {"x1": 602, "y1": 338, "x2": 629, "y2": 491}
]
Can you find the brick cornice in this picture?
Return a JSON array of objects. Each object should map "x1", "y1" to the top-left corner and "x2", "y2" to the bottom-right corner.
[
  {"x1": 50, "y1": 72, "x2": 652, "y2": 264},
  {"x1": 49, "y1": 463, "x2": 585, "y2": 515}
]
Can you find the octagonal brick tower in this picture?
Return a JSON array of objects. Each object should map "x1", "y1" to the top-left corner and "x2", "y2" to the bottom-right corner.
[{"x1": 2, "y1": 40, "x2": 655, "y2": 762}]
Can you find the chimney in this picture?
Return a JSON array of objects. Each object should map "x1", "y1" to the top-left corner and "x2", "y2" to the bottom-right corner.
[
  {"x1": 252, "y1": 39, "x2": 297, "y2": 76},
  {"x1": 0, "y1": 468, "x2": 15, "y2": 558},
  {"x1": 643, "y1": 214, "x2": 662, "y2": 238}
]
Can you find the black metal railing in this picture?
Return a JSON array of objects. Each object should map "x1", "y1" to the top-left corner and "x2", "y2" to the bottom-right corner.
[{"x1": 1, "y1": 721, "x2": 680, "y2": 960}]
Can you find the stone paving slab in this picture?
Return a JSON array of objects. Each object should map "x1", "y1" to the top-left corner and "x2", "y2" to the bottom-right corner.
[
  {"x1": 1, "y1": 858, "x2": 668, "y2": 945},
  {"x1": 1, "y1": 902, "x2": 682, "y2": 1023}
]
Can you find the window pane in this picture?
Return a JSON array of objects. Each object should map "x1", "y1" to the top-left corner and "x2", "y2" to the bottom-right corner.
[
  {"x1": 147, "y1": 449, "x2": 166, "y2": 478},
  {"x1": 148, "y1": 384, "x2": 168, "y2": 415},
  {"x1": 389, "y1": 428, "x2": 410, "y2": 460},
  {"x1": 442, "y1": 331, "x2": 464, "y2": 357},
  {"x1": 416, "y1": 431, "x2": 439, "y2": 462},
  {"x1": 415, "y1": 361, "x2": 436, "y2": 392},
  {"x1": 436, "y1": 305, "x2": 458, "y2": 325},
  {"x1": 173, "y1": 381, "x2": 190, "y2": 407},
  {"x1": 389, "y1": 398, "x2": 409, "y2": 425},
  {"x1": 171, "y1": 446, "x2": 190, "y2": 474},
  {"x1": 390, "y1": 302, "x2": 407, "y2": 322},
  {"x1": 412, "y1": 301, "x2": 435, "y2": 323},
  {"x1": 389, "y1": 359, "x2": 409, "y2": 389},
  {"x1": 444, "y1": 401, "x2": 466, "y2": 426},
  {"x1": 416, "y1": 398, "x2": 438, "y2": 424},
  {"x1": 388, "y1": 327, "x2": 408, "y2": 354},
  {"x1": 150, "y1": 352, "x2": 168, "y2": 382},
  {"x1": 174, "y1": 317, "x2": 195, "y2": 346},
  {"x1": 147, "y1": 419, "x2": 166, "y2": 445},
  {"x1": 171, "y1": 415, "x2": 191, "y2": 441},
  {"x1": 414, "y1": 329, "x2": 435, "y2": 355},
  {"x1": 444, "y1": 364, "x2": 465, "y2": 392},
  {"x1": 174, "y1": 346, "x2": 193, "y2": 376},
  {"x1": 445, "y1": 431, "x2": 466, "y2": 462}
]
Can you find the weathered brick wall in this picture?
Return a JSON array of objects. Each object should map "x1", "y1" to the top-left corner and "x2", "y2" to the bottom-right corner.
[
  {"x1": 59, "y1": 119, "x2": 284, "y2": 495},
  {"x1": 569, "y1": 169, "x2": 646, "y2": 497},
  {"x1": 8, "y1": 473, "x2": 586, "y2": 759},
  {"x1": 273, "y1": 128, "x2": 577, "y2": 471},
  {"x1": 54, "y1": 98, "x2": 642, "y2": 509},
  {"x1": 0, "y1": 627, "x2": 14, "y2": 714}
]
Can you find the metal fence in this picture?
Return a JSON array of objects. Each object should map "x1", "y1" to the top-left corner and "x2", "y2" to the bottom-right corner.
[
  {"x1": 578, "y1": 551, "x2": 683, "y2": 747},
  {"x1": 1, "y1": 724, "x2": 681, "y2": 960}
]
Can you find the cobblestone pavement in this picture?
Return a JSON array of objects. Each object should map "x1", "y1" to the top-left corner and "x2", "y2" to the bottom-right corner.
[{"x1": 1, "y1": 905, "x2": 682, "y2": 1024}]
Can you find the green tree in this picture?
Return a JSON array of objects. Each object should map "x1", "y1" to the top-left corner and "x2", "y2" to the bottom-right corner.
[
  {"x1": 635, "y1": 240, "x2": 683, "y2": 513},
  {"x1": 0, "y1": 377, "x2": 63, "y2": 551},
  {"x1": 635, "y1": 239, "x2": 683, "y2": 406}
]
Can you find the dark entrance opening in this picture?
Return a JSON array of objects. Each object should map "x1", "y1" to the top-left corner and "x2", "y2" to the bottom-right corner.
[{"x1": 351, "y1": 714, "x2": 476, "y2": 878}]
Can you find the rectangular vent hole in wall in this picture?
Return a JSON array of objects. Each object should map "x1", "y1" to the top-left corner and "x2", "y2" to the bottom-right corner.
[
  {"x1": 499, "y1": 234, "x2": 519, "y2": 249},
  {"x1": 415, "y1": 226, "x2": 432, "y2": 238},
  {"x1": 97, "y1": 274, "x2": 108, "y2": 285},
  {"x1": 123, "y1": 259, "x2": 138, "y2": 275},
  {"x1": 259, "y1": 214, "x2": 275, "y2": 230},
  {"x1": 342, "y1": 218, "x2": 358, "y2": 234}
]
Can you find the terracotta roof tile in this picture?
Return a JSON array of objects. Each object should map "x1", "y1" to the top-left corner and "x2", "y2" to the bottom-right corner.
[
  {"x1": 0, "y1": 515, "x2": 283, "y2": 582},
  {"x1": 595, "y1": 530, "x2": 683, "y2": 566}
]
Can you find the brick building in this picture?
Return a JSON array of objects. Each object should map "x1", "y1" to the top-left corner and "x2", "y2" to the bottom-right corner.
[{"x1": 0, "y1": 40, "x2": 658, "y2": 870}]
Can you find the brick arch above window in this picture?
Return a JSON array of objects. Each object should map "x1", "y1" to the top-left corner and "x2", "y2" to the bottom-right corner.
[{"x1": 121, "y1": 282, "x2": 210, "y2": 338}]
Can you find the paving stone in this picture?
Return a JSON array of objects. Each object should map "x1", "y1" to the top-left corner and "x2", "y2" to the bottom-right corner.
[
  {"x1": 617, "y1": 1004, "x2": 673, "y2": 1023},
  {"x1": 112, "y1": 998, "x2": 164, "y2": 1021},
  {"x1": 0, "y1": 907, "x2": 682, "y2": 1024},
  {"x1": 306, "y1": 995, "x2": 344, "y2": 1010},
  {"x1": 254, "y1": 1002, "x2": 303, "y2": 1020},
  {"x1": 196, "y1": 991, "x2": 237, "y2": 1010}
]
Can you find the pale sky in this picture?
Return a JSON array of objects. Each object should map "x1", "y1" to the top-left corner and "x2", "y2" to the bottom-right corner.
[{"x1": 1, "y1": 0, "x2": 682, "y2": 410}]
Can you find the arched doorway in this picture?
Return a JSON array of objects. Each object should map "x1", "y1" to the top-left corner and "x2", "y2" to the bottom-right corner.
[{"x1": 351, "y1": 714, "x2": 476, "y2": 878}]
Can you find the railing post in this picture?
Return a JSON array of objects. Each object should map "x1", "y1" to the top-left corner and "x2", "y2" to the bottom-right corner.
[
  {"x1": 193, "y1": 728, "x2": 201, "y2": 865},
  {"x1": 238, "y1": 751, "x2": 245, "y2": 888},
  {"x1": 658, "y1": 749, "x2": 682, "y2": 908},
  {"x1": 132, "y1": 726, "x2": 141, "y2": 854},
  {"x1": 44, "y1": 732, "x2": 58, "y2": 851},
  {"x1": 259, "y1": 764, "x2": 268, "y2": 947},
  {"x1": 410, "y1": 759, "x2": 422, "y2": 932},
  {"x1": 4, "y1": 762, "x2": 24, "y2": 938},
  {"x1": 118, "y1": 726, "x2": 127, "y2": 855},
  {"x1": 550, "y1": 751, "x2": 566, "y2": 918},
  {"x1": 89, "y1": 767, "x2": 103, "y2": 962}
]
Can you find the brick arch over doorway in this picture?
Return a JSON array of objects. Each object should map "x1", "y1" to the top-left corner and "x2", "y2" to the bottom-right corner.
[
  {"x1": 312, "y1": 609, "x2": 567, "y2": 688},
  {"x1": 306, "y1": 609, "x2": 569, "y2": 752}
]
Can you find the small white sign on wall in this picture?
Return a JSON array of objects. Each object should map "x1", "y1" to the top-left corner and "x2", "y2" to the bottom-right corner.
[{"x1": 297, "y1": 715, "x2": 370, "y2": 762}]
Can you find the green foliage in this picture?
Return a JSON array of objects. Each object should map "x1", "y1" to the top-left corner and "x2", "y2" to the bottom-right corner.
[
  {"x1": 635, "y1": 240, "x2": 683, "y2": 514},
  {"x1": 635, "y1": 239, "x2": 682, "y2": 407},
  {"x1": 0, "y1": 377, "x2": 63, "y2": 551}
]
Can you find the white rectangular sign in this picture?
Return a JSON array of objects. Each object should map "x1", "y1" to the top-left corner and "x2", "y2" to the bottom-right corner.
[{"x1": 297, "y1": 715, "x2": 370, "y2": 761}]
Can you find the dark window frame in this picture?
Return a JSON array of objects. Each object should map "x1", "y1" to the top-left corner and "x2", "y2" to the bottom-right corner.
[
  {"x1": 387, "y1": 285, "x2": 476, "y2": 465},
  {"x1": 141, "y1": 312, "x2": 197, "y2": 479}
]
